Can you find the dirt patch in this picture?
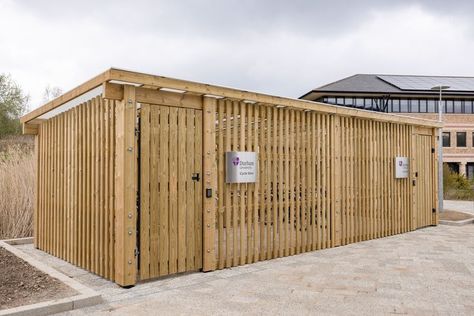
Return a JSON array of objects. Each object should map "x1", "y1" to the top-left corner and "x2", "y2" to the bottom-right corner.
[
  {"x1": 0, "y1": 247, "x2": 77, "y2": 310},
  {"x1": 440, "y1": 210, "x2": 474, "y2": 221}
]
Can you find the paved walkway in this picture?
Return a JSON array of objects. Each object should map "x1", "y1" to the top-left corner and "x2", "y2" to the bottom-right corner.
[
  {"x1": 17, "y1": 224, "x2": 474, "y2": 315},
  {"x1": 444, "y1": 199, "x2": 474, "y2": 215}
]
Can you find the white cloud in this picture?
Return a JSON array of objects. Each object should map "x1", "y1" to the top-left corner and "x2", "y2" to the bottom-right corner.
[{"x1": 0, "y1": 1, "x2": 473, "y2": 112}]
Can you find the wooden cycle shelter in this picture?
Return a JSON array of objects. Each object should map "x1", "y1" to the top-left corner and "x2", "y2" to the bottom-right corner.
[{"x1": 22, "y1": 68, "x2": 442, "y2": 286}]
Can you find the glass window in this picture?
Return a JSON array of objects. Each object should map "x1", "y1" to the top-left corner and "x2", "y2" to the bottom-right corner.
[
  {"x1": 457, "y1": 132, "x2": 466, "y2": 147},
  {"x1": 427, "y1": 99, "x2": 436, "y2": 113},
  {"x1": 410, "y1": 99, "x2": 419, "y2": 113},
  {"x1": 454, "y1": 100, "x2": 462, "y2": 113},
  {"x1": 356, "y1": 98, "x2": 364, "y2": 108},
  {"x1": 364, "y1": 98, "x2": 372, "y2": 109},
  {"x1": 392, "y1": 99, "x2": 400, "y2": 112},
  {"x1": 327, "y1": 97, "x2": 336, "y2": 104},
  {"x1": 419, "y1": 99, "x2": 427, "y2": 112},
  {"x1": 446, "y1": 100, "x2": 454, "y2": 113},
  {"x1": 465, "y1": 100, "x2": 473, "y2": 114},
  {"x1": 442, "y1": 132, "x2": 451, "y2": 147},
  {"x1": 345, "y1": 97, "x2": 354, "y2": 106},
  {"x1": 400, "y1": 99, "x2": 409, "y2": 112},
  {"x1": 336, "y1": 97, "x2": 344, "y2": 105}
]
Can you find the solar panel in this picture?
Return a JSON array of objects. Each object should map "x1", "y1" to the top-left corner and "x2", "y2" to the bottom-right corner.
[{"x1": 377, "y1": 75, "x2": 474, "y2": 92}]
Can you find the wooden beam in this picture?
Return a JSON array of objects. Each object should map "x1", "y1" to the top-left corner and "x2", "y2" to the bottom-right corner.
[
  {"x1": 114, "y1": 85, "x2": 138, "y2": 286},
  {"x1": 103, "y1": 82, "x2": 203, "y2": 110},
  {"x1": 20, "y1": 70, "x2": 110, "y2": 124},
  {"x1": 202, "y1": 96, "x2": 217, "y2": 271},
  {"x1": 108, "y1": 68, "x2": 442, "y2": 128}
]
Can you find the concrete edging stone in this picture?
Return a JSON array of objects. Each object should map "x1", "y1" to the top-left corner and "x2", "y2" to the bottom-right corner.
[{"x1": 0, "y1": 238, "x2": 102, "y2": 316}]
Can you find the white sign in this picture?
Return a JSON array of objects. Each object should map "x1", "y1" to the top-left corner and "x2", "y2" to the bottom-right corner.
[
  {"x1": 395, "y1": 157, "x2": 409, "y2": 178},
  {"x1": 226, "y1": 151, "x2": 257, "y2": 183}
]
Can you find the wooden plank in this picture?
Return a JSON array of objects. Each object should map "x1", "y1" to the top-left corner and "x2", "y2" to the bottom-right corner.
[
  {"x1": 224, "y1": 100, "x2": 232, "y2": 268},
  {"x1": 114, "y1": 85, "x2": 137, "y2": 286},
  {"x1": 239, "y1": 101, "x2": 246, "y2": 265},
  {"x1": 150, "y1": 105, "x2": 161, "y2": 277},
  {"x1": 217, "y1": 101, "x2": 225, "y2": 269},
  {"x1": 186, "y1": 108, "x2": 196, "y2": 270},
  {"x1": 173, "y1": 107, "x2": 182, "y2": 274},
  {"x1": 103, "y1": 82, "x2": 203, "y2": 110},
  {"x1": 203, "y1": 97, "x2": 217, "y2": 271},
  {"x1": 334, "y1": 115, "x2": 341, "y2": 246},
  {"x1": 232, "y1": 101, "x2": 239, "y2": 266},
  {"x1": 139, "y1": 104, "x2": 151, "y2": 280},
  {"x1": 289, "y1": 110, "x2": 295, "y2": 255},
  {"x1": 194, "y1": 109, "x2": 203, "y2": 269}
]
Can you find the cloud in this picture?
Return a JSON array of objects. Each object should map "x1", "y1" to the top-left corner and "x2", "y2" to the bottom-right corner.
[{"x1": 0, "y1": 0, "x2": 473, "y2": 111}]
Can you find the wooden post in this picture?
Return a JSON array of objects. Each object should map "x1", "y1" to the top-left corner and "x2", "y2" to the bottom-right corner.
[
  {"x1": 202, "y1": 96, "x2": 217, "y2": 271},
  {"x1": 114, "y1": 85, "x2": 138, "y2": 286},
  {"x1": 333, "y1": 115, "x2": 342, "y2": 246},
  {"x1": 34, "y1": 133, "x2": 40, "y2": 248},
  {"x1": 432, "y1": 128, "x2": 439, "y2": 225}
]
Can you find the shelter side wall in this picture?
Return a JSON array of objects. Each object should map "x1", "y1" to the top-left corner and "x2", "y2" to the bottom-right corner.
[
  {"x1": 35, "y1": 96, "x2": 117, "y2": 281},
  {"x1": 210, "y1": 100, "x2": 433, "y2": 269}
]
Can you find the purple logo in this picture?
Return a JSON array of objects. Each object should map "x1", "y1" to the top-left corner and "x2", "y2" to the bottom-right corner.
[
  {"x1": 232, "y1": 157, "x2": 240, "y2": 166},
  {"x1": 399, "y1": 161, "x2": 402, "y2": 166}
]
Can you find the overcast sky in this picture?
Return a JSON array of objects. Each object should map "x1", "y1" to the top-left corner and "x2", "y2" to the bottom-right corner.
[{"x1": 1, "y1": 0, "x2": 474, "y2": 111}]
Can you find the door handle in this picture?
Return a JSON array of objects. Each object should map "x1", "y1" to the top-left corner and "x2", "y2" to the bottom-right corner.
[{"x1": 191, "y1": 173, "x2": 200, "y2": 182}]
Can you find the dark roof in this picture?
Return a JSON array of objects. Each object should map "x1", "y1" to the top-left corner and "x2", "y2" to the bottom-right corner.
[{"x1": 300, "y1": 74, "x2": 474, "y2": 99}]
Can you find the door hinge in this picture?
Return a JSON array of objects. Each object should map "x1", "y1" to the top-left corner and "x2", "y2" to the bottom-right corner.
[
  {"x1": 135, "y1": 127, "x2": 140, "y2": 137},
  {"x1": 432, "y1": 208, "x2": 436, "y2": 213},
  {"x1": 431, "y1": 148, "x2": 435, "y2": 153},
  {"x1": 134, "y1": 248, "x2": 140, "y2": 257}
]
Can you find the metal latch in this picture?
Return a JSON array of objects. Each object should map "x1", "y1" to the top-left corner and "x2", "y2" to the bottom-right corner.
[{"x1": 192, "y1": 173, "x2": 200, "y2": 182}]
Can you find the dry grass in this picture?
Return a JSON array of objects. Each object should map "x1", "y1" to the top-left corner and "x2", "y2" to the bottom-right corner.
[{"x1": 0, "y1": 136, "x2": 35, "y2": 239}]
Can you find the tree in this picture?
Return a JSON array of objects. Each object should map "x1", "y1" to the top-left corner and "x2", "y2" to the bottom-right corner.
[
  {"x1": 42, "y1": 85, "x2": 63, "y2": 104},
  {"x1": 0, "y1": 74, "x2": 29, "y2": 137}
]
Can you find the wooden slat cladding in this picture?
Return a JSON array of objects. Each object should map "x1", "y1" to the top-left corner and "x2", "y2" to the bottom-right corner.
[
  {"x1": 139, "y1": 103, "x2": 203, "y2": 280},
  {"x1": 36, "y1": 96, "x2": 116, "y2": 281},
  {"x1": 214, "y1": 102, "x2": 333, "y2": 266},
  {"x1": 212, "y1": 101, "x2": 433, "y2": 268}
]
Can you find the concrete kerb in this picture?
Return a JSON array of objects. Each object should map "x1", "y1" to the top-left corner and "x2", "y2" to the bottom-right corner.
[
  {"x1": 439, "y1": 211, "x2": 474, "y2": 226},
  {"x1": 0, "y1": 238, "x2": 102, "y2": 316}
]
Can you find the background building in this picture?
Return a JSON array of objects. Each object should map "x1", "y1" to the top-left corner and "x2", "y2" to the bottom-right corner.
[{"x1": 300, "y1": 74, "x2": 474, "y2": 179}]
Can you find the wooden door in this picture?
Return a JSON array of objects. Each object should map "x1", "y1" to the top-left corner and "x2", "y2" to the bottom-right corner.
[
  {"x1": 138, "y1": 103, "x2": 203, "y2": 280},
  {"x1": 413, "y1": 132, "x2": 435, "y2": 229}
]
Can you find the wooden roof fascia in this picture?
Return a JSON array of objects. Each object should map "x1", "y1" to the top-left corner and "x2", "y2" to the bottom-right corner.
[{"x1": 20, "y1": 69, "x2": 111, "y2": 124}]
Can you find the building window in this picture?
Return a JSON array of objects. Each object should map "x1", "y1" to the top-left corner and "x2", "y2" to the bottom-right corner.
[
  {"x1": 427, "y1": 99, "x2": 436, "y2": 113},
  {"x1": 400, "y1": 99, "x2": 409, "y2": 112},
  {"x1": 465, "y1": 100, "x2": 473, "y2": 114},
  {"x1": 345, "y1": 97, "x2": 354, "y2": 106},
  {"x1": 327, "y1": 97, "x2": 336, "y2": 104},
  {"x1": 391, "y1": 99, "x2": 399, "y2": 112},
  {"x1": 454, "y1": 100, "x2": 462, "y2": 113},
  {"x1": 355, "y1": 98, "x2": 364, "y2": 108},
  {"x1": 419, "y1": 99, "x2": 427, "y2": 112},
  {"x1": 445, "y1": 100, "x2": 453, "y2": 113},
  {"x1": 457, "y1": 132, "x2": 466, "y2": 147},
  {"x1": 410, "y1": 99, "x2": 419, "y2": 112},
  {"x1": 442, "y1": 132, "x2": 451, "y2": 147}
]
